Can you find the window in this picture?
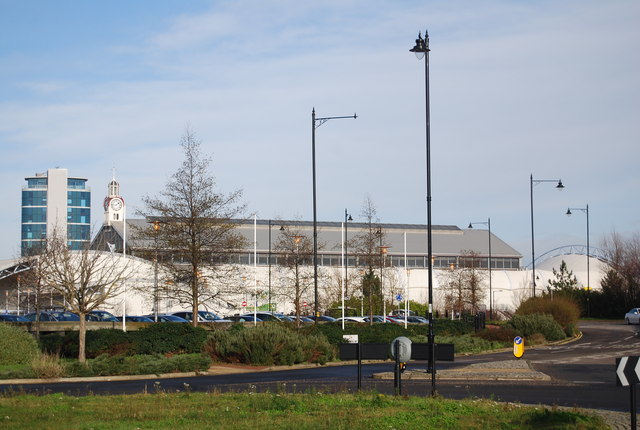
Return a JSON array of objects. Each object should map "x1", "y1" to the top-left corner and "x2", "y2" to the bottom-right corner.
[
  {"x1": 67, "y1": 179, "x2": 87, "y2": 189},
  {"x1": 22, "y1": 207, "x2": 46, "y2": 223},
  {"x1": 22, "y1": 190, "x2": 47, "y2": 206},
  {"x1": 26, "y1": 178, "x2": 47, "y2": 189},
  {"x1": 67, "y1": 191, "x2": 90, "y2": 207},
  {"x1": 67, "y1": 207, "x2": 91, "y2": 224},
  {"x1": 22, "y1": 224, "x2": 46, "y2": 240}
]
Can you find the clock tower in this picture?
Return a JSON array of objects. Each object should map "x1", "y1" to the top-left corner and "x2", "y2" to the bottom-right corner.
[{"x1": 103, "y1": 174, "x2": 125, "y2": 226}]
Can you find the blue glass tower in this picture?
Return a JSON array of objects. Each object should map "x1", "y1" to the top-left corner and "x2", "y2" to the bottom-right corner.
[{"x1": 22, "y1": 168, "x2": 91, "y2": 255}]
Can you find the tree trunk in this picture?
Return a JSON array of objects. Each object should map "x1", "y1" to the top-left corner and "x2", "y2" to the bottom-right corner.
[{"x1": 78, "y1": 314, "x2": 87, "y2": 363}]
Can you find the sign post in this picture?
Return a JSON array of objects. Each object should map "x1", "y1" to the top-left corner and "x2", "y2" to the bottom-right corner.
[{"x1": 616, "y1": 356, "x2": 640, "y2": 430}]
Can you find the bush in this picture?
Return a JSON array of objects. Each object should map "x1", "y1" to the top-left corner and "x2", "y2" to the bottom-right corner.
[
  {"x1": 475, "y1": 326, "x2": 517, "y2": 343},
  {"x1": 85, "y1": 329, "x2": 134, "y2": 357},
  {"x1": 506, "y1": 314, "x2": 566, "y2": 342},
  {"x1": 205, "y1": 324, "x2": 334, "y2": 365},
  {"x1": 65, "y1": 353, "x2": 212, "y2": 377},
  {"x1": 0, "y1": 324, "x2": 40, "y2": 365},
  {"x1": 132, "y1": 323, "x2": 208, "y2": 355},
  {"x1": 516, "y1": 296, "x2": 580, "y2": 331}
]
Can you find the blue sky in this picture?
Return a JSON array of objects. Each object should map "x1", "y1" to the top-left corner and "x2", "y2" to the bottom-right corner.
[{"x1": 1, "y1": 0, "x2": 639, "y2": 263}]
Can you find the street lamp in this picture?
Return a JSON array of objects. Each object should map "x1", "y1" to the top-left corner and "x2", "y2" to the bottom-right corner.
[
  {"x1": 312, "y1": 108, "x2": 357, "y2": 321},
  {"x1": 268, "y1": 220, "x2": 273, "y2": 312},
  {"x1": 468, "y1": 218, "x2": 492, "y2": 320},
  {"x1": 530, "y1": 174, "x2": 564, "y2": 297},
  {"x1": 566, "y1": 205, "x2": 590, "y2": 316},
  {"x1": 410, "y1": 30, "x2": 436, "y2": 395},
  {"x1": 149, "y1": 219, "x2": 161, "y2": 323}
]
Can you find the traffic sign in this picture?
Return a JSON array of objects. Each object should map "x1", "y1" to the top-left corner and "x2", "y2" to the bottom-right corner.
[
  {"x1": 241, "y1": 300, "x2": 247, "y2": 307},
  {"x1": 396, "y1": 294, "x2": 403, "y2": 302},
  {"x1": 513, "y1": 336, "x2": 524, "y2": 359},
  {"x1": 616, "y1": 356, "x2": 640, "y2": 387}
]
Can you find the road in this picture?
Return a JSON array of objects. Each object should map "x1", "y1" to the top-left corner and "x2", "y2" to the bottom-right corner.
[{"x1": 1, "y1": 321, "x2": 639, "y2": 412}]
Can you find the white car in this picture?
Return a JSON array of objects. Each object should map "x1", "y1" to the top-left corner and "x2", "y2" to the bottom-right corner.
[
  {"x1": 624, "y1": 308, "x2": 640, "y2": 324},
  {"x1": 336, "y1": 316, "x2": 367, "y2": 323}
]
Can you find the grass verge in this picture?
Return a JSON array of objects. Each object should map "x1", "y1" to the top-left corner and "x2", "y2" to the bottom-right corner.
[{"x1": 0, "y1": 391, "x2": 608, "y2": 429}]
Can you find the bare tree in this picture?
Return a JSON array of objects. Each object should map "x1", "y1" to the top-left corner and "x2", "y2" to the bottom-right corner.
[
  {"x1": 274, "y1": 225, "x2": 313, "y2": 327},
  {"x1": 350, "y1": 196, "x2": 387, "y2": 323},
  {"x1": 600, "y1": 231, "x2": 640, "y2": 310},
  {"x1": 38, "y1": 234, "x2": 132, "y2": 363},
  {"x1": 439, "y1": 250, "x2": 487, "y2": 316},
  {"x1": 139, "y1": 127, "x2": 246, "y2": 326},
  {"x1": 18, "y1": 246, "x2": 55, "y2": 339}
]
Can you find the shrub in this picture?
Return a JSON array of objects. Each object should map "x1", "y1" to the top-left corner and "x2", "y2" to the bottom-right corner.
[
  {"x1": 506, "y1": 314, "x2": 565, "y2": 342},
  {"x1": 64, "y1": 353, "x2": 212, "y2": 377},
  {"x1": 475, "y1": 326, "x2": 517, "y2": 343},
  {"x1": 516, "y1": 296, "x2": 580, "y2": 331},
  {"x1": 205, "y1": 324, "x2": 333, "y2": 365},
  {"x1": 132, "y1": 323, "x2": 208, "y2": 355},
  {"x1": 85, "y1": 329, "x2": 134, "y2": 358},
  {"x1": 0, "y1": 324, "x2": 40, "y2": 365}
]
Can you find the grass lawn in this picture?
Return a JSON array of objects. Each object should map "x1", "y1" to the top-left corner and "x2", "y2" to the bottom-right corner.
[{"x1": 0, "y1": 390, "x2": 608, "y2": 429}]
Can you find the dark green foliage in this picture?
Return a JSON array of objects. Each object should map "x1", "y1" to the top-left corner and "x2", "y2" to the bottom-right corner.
[
  {"x1": 475, "y1": 326, "x2": 517, "y2": 343},
  {"x1": 133, "y1": 323, "x2": 208, "y2": 355},
  {"x1": 40, "y1": 330, "x2": 134, "y2": 359},
  {"x1": 204, "y1": 324, "x2": 334, "y2": 366},
  {"x1": 506, "y1": 314, "x2": 565, "y2": 342},
  {"x1": 0, "y1": 325, "x2": 40, "y2": 365},
  {"x1": 305, "y1": 318, "x2": 473, "y2": 347},
  {"x1": 65, "y1": 353, "x2": 211, "y2": 377},
  {"x1": 517, "y1": 296, "x2": 580, "y2": 330}
]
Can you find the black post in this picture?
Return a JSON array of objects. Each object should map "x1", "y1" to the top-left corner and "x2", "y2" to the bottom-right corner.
[
  {"x1": 631, "y1": 384, "x2": 637, "y2": 430},
  {"x1": 357, "y1": 342, "x2": 362, "y2": 390}
]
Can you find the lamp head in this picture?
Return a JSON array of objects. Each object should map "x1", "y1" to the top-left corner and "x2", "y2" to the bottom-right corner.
[
  {"x1": 468, "y1": 223, "x2": 473, "y2": 229},
  {"x1": 347, "y1": 214, "x2": 353, "y2": 221},
  {"x1": 566, "y1": 208, "x2": 572, "y2": 216},
  {"x1": 410, "y1": 31, "x2": 428, "y2": 59},
  {"x1": 556, "y1": 180, "x2": 564, "y2": 190}
]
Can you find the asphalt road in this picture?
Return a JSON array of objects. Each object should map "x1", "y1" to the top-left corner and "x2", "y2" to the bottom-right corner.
[{"x1": 2, "y1": 321, "x2": 639, "y2": 413}]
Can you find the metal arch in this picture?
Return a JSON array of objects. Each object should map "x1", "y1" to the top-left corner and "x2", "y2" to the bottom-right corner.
[
  {"x1": 523, "y1": 245, "x2": 609, "y2": 269},
  {"x1": 0, "y1": 261, "x2": 32, "y2": 281}
]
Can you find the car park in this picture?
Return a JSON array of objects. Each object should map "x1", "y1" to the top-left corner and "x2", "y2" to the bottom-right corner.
[
  {"x1": 625, "y1": 308, "x2": 640, "y2": 324},
  {"x1": 0, "y1": 314, "x2": 29, "y2": 322},
  {"x1": 406, "y1": 315, "x2": 429, "y2": 324},
  {"x1": 24, "y1": 311, "x2": 80, "y2": 321},
  {"x1": 171, "y1": 310, "x2": 231, "y2": 322}
]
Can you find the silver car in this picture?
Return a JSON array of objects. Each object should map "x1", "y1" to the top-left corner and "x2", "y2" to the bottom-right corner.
[{"x1": 624, "y1": 308, "x2": 640, "y2": 324}]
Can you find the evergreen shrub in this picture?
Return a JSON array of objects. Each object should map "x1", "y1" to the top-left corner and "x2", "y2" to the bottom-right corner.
[
  {"x1": 516, "y1": 296, "x2": 580, "y2": 331},
  {"x1": 132, "y1": 323, "x2": 208, "y2": 355},
  {"x1": 0, "y1": 324, "x2": 40, "y2": 365},
  {"x1": 506, "y1": 314, "x2": 565, "y2": 342},
  {"x1": 204, "y1": 324, "x2": 333, "y2": 365}
]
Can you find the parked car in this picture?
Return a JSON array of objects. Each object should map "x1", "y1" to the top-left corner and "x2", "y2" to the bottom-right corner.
[
  {"x1": 24, "y1": 311, "x2": 80, "y2": 321},
  {"x1": 336, "y1": 316, "x2": 367, "y2": 323},
  {"x1": 363, "y1": 315, "x2": 385, "y2": 323},
  {"x1": 87, "y1": 310, "x2": 119, "y2": 322},
  {"x1": 239, "y1": 311, "x2": 293, "y2": 322},
  {"x1": 625, "y1": 308, "x2": 640, "y2": 324},
  {"x1": 309, "y1": 315, "x2": 337, "y2": 322},
  {"x1": 0, "y1": 314, "x2": 29, "y2": 322},
  {"x1": 171, "y1": 310, "x2": 231, "y2": 322},
  {"x1": 151, "y1": 314, "x2": 189, "y2": 323},
  {"x1": 226, "y1": 315, "x2": 263, "y2": 322},
  {"x1": 406, "y1": 316, "x2": 429, "y2": 324},
  {"x1": 117, "y1": 315, "x2": 154, "y2": 322},
  {"x1": 293, "y1": 315, "x2": 314, "y2": 323}
]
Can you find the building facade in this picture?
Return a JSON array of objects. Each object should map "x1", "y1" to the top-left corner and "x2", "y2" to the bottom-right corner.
[{"x1": 21, "y1": 168, "x2": 91, "y2": 255}]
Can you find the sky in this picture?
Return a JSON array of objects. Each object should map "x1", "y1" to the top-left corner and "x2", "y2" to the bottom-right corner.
[{"x1": 1, "y1": 0, "x2": 639, "y2": 264}]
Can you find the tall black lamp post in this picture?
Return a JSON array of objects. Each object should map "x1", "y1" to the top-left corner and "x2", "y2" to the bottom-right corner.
[
  {"x1": 530, "y1": 174, "x2": 564, "y2": 297},
  {"x1": 410, "y1": 30, "x2": 436, "y2": 395},
  {"x1": 566, "y1": 204, "x2": 590, "y2": 316},
  {"x1": 312, "y1": 109, "x2": 356, "y2": 321},
  {"x1": 468, "y1": 218, "x2": 492, "y2": 320}
]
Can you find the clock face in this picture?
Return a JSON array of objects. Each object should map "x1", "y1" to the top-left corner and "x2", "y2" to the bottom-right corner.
[{"x1": 110, "y1": 198, "x2": 123, "y2": 211}]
